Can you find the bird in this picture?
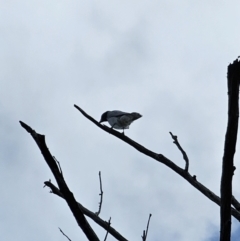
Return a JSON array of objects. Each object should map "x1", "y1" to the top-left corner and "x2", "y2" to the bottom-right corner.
[{"x1": 99, "y1": 110, "x2": 142, "y2": 134}]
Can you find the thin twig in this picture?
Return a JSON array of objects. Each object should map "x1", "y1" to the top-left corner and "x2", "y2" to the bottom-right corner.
[
  {"x1": 43, "y1": 179, "x2": 51, "y2": 188},
  {"x1": 59, "y1": 227, "x2": 72, "y2": 241},
  {"x1": 141, "y1": 214, "x2": 152, "y2": 241},
  {"x1": 104, "y1": 217, "x2": 111, "y2": 241},
  {"x1": 95, "y1": 171, "x2": 103, "y2": 216},
  {"x1": 169, "y1": 132, "x2": 189, "y2": 172},
  {"x1": 44, "y1": 181, "x2": 128, "y2": 241}
]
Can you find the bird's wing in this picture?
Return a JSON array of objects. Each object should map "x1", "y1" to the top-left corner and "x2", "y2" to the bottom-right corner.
[
  {"x1": 118, "y1": 114, "x2": 133, "y2": 125},
  {"x1": 107, "y1": 111, "x2": 130, "y2": 118}
]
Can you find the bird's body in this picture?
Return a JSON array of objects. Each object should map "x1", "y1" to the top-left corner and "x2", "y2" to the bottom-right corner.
[{"x1": 99, "y1": 110, "x2": 142, "y2": 133}]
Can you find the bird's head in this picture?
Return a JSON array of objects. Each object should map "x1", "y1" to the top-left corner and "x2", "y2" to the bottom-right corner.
[
  {"x1": 99, "y1": 111, "x2": 109, "y2": 123},
  {"x1": 131, "y1": 112, "x2": 142, "y2": 120}
]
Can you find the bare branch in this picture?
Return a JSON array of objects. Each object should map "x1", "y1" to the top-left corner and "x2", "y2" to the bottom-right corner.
[
  {"x1": 103, "y1": 217, "x2": 111, "y2": 241},
  {"x1": 19, "y1": 121, "x2": 100, "y2": 241},
  {"x1": 169, "y1": 132, "x2": 189, "y2": 172},
  {"x1": 59, "y1": 228, "x2": 72, "y2": 241},
  {"x1": 44, "y1": 181, "x2": 128, "y2": 241},
  {"x1": 95, "y1": 171, "x2": 103, "y2": 216},
  {"x1": 74, "y1": 105, "x2": 240, "y2": 222},
  {"x1": 232, "y1": 196, "x2": 240, "y2": 211},
  {"x1": 141, "y1": 214, "x2": 152, "y2": 241},
  {"x1": 220, "y1": 58, "x2": 240, "y2": 241}
]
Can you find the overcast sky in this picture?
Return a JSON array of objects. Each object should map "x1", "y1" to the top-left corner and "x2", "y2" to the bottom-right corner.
[{"x1": 1, "y1": 1, "x2": 240, "y2": 241}]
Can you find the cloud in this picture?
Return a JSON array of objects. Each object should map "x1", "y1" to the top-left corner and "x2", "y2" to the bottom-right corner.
[{"x1": 1, "y1": 1, "x2": 240, "y2": 241}]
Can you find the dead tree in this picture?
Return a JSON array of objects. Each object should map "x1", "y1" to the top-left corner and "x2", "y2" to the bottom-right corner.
[
  {"x1": 20, "y1": 58, "x2": 240, "y2": 241},
  {"x1": 220, "y1": 58, "x2": 240, "y2": 241}
]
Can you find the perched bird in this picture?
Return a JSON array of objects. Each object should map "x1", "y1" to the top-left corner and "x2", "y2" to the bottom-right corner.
[{"x1": 99, "y1": 110, "x2": 142, "y2": 134}]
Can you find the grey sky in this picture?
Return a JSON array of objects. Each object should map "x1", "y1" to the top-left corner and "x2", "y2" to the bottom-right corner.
[{"x1": 1, "y1": 1, "x2": 240, "y2": 241}]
